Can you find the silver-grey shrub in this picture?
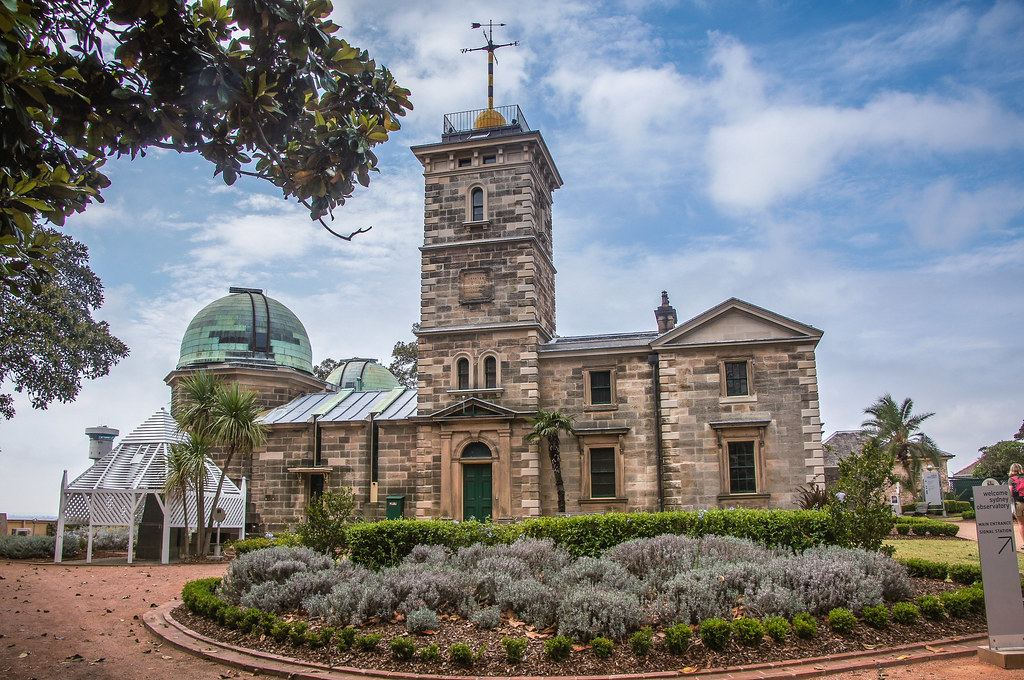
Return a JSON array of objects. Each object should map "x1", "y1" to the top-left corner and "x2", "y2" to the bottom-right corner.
[
  {"x1": 557, "y1": 584, "x2": 644, "y2": 641},
  {"x1": 403, "y1": 544, "x2": 450, "y2": 567},
  {"x1": 303, "y1": 579, "x2": 369, "y2": 626},
  {"x1": 470, "y1": 606, "x2": 502, "y2": 629},
  {"x1": 406, "y1": 606, "x2": 440, "y2": 633},
  {"x1": 651, "y1": 569, "x2": 737, "y2": 625},
  {"x1": 495, "y1": 577, "x2": 559, "y2": 628},
  {"x1": 469, "y1": 555, "x2": 531, "y2": 604},
  {"x1": 239, "y1": 567, "x2": 343, "y2": 613},
  {"x1": 0, "y1": 534, "x2": 81, "y2": 560},
  {"x1": 219, "y1": 546, "x2": 334, "y2": 604},
  {"x1": 552, "y1": 556, "x2": 642, "y2": 595}
]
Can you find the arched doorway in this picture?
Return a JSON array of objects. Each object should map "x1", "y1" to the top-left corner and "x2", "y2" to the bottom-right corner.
[{"x1": 461, "y1": 442, "x2": 492, "y2": 520}]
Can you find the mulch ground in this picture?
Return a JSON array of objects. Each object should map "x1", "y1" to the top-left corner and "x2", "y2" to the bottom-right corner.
[{"x1": 172, "y1": 577, "x2": 985, "y2": 677}]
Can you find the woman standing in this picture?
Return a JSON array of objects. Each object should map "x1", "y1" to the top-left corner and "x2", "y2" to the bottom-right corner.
[{"x1": 1009, "y1": 463, "x2": 1024, "y2": 551}]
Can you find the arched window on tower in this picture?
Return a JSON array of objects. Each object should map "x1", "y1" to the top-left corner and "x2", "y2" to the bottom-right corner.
[
  {"x1": 457, "y1": 358, "x2": 470, "y2": 390},
  {"x1": 471, "y1": 187, "x2": 484, "y2": 221},
  {"x1": 484, "y1": 356, "x2": 497, "y2": 388}
]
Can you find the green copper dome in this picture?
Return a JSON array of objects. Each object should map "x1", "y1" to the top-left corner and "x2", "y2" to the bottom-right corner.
[
  {"x1": 326, "y1": 358, "x2": 401, "y2": 391},
  {"x1": 177, "y1": 287, "x2": 313, "y2": 374}
]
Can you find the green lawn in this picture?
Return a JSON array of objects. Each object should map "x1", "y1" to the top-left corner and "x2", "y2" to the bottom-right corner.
[{"x1": 885, "y1": 538, "x2": 1024, "y2": 571}]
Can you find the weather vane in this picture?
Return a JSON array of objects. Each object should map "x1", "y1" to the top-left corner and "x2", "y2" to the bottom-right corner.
[{"x1": 461, "y1": 21, "x2": 518, "y2": 111}]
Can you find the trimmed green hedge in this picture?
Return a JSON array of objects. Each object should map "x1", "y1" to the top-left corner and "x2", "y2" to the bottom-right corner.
[
  {"x1": 944, "y1": 500, "x2": 972, "y2": 514},
  {"x1": 230, "y1": 532, "x2": 302, "y2": 556},
  {"x1": 892, "y1": 517, "x2": 960, "y2": 537},
  {"x1": 346, "y1": 509, "x2": 840, "y2": 568}
]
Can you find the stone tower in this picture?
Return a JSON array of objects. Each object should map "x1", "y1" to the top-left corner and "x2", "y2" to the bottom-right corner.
[{"x1": 412, "y1": 107, "x2": 562, "y2": 414}]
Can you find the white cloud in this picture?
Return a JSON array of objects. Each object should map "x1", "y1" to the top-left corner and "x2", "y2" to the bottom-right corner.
[
  {"x1": 898, "y1": 178, "x2": 1024, "y2": 248},
  {"x1": 706, "y1": 92, "x2": 1024, "y2": 212}
]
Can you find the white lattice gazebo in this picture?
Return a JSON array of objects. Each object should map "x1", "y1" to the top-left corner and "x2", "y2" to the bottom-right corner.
[{"x1": 55, "y1": 408, "x2": 246, "y2": 564}]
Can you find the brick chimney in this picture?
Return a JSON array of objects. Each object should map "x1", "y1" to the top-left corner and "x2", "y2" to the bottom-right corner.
[{"x1": 655, "y1": 291, "x2": 677, "y2": 334}]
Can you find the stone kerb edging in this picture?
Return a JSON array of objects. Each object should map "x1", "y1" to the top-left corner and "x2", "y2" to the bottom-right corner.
[{"x1": 143, "y1": 601, "x2": 986, "y2": 680}]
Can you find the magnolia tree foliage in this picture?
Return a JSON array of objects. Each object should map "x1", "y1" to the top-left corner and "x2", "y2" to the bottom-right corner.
[
  {"x1": 0, "y1": 231, "x2": 128, "y2": 418},
  {"x1": 0, "y1": 0, "x2": 412, "y2": 293}
]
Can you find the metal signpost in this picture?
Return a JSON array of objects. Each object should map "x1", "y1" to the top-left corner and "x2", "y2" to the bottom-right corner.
[
  {"x1": 213, "y1": 507, "x2": 226, "y2": 559},
  {"x1": 973, "y1": 484, "x2": 1024, "y2": 668}
]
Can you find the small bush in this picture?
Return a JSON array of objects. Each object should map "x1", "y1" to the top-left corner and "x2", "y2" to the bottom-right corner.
[
  {"x1": 939, "y1": 590, "x2": 973, "y2": 618},
  {"x1": 664, "y1": 623, "x2": 692, "y2": 654},
  {"x1": 545, "y1": 635, "x2": 574, "y2": 661},
  {"x1": 591, "y1": 636, "x2": 614, "y2": 659},
  {"x1": 828, "y1": 608, "x2": 857, "y2": 635},
  {"x1": 450, "y1": 642, "x2": 474, "y2": 666},
  {"x1": 270, "y1": 621, "x2": 291, "y2": 643},
  {"x1": 307, "y1": 626, "x2": 335, "y2": 649},
  {"x1": 699, "y1": 618, "x2": 732, "y2": 652},
  {"x1": 733, "y1": 617, "x2": 764, "y2": 647},
  {"x1": 948, "y1": 563, "x2": 982, "y2": 585},
  {"x1": 298, "y1": 487, "x2": 358, "y2": 558},
  {"x1": 419, "y1": 643, "x2": 440, "y2": 661},
  {"x1": 501, "y1": 636, "x2": 528, "y2": 663},
  {"x1": 0, "y1": 534, "x2": 81, "y2": 560},
  {"x1": 911, "y1": 523, "x2": 929, "y2": 536},
  {"x1": 629, "y1": 627, "x2": 653, "y2": 656},
  {"x1": 406, "y1": 607, "x2": 440, "y2": 634},
  {"x1": 336, "y1": 626, "x2": 357, "y2": 651},
  {"x1": 892, "y1": 602, "x2": 920, "y2": 625},
  {"x1": 288, "y1": 621, "x2": 308, "y2": 646},
  {"x1": 792, "y1": 612, "x2": 817, "y2": 639},
  {"x1": 391, "y1": 636, "x2": 416, "y2": 660},
  {"x1": 861, "y1": 605, "x2": 889, "y2": 630},
  {"x1": 354, "y1": 632, "x2": 382, "y2": 652},
  {"x1": 763, "y1": 616, "x2": 791, "y2": 642},
  {"x1": 902, "y1": 558, "x2": 948, "y2": 580},
  {"x1": 895, "y1": 524, "x2": 911, "y2": 536},
  {"x1": 470, "y1": 607, "x2": 501, "y2": 630},
  {"x1": 963, "y1": 509, "x2": 976, "y2": 520},
  {"x1": 917, "y1": 595, "x2": 944, "y2": 620}
]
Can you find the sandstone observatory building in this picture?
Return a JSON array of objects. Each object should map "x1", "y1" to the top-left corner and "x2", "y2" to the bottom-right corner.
[{"x1": 165, "y1": 104, "x2": 826, "y2": 533}]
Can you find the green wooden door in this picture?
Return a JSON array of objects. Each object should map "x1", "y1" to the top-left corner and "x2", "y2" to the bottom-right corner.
[{"x1": 462, "y1": 464, "x2": 492, "y2": 520}]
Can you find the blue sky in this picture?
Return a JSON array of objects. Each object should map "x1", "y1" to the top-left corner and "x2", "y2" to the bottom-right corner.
[{"x1": 3, "y1": 0, "x2": 1023, "y2": 516}]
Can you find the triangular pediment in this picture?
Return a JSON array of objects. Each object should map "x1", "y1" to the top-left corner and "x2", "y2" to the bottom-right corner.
[
  {"x1": 652, "y1": 298, "x2": 822, "y2": 348},
  {"x1": 429, "y1": 398, "x2": 521, "y2": 420}
]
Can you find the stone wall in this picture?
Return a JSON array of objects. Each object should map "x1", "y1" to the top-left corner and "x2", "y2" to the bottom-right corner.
[{"x1": 657, "y1": 342, "x2": 824, "y2": 510}]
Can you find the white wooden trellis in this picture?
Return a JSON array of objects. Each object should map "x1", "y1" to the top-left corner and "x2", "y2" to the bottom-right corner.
[{"x1": 55, "y1": 409, "x2": 246, "y2": 564}]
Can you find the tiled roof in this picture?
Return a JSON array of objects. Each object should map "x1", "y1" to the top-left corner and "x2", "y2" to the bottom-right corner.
[{"x1": 540, "y1": 331, "x2": 658, "y2": 353}]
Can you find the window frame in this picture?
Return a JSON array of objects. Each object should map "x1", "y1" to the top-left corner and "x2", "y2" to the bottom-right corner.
[
  {"x1": 710, "y1": 420, "x2": 770, "y2": 501},
  {"x1": 719, "y1": 358, "x2": 755, "y2": 401},
  {"x1": 576, "y1": 428, "x2": 629, "y2": 506},
  {"x1": 466, "y1": 184, "x2": 487, "y2": 224},
  {"x1": 482, "y1": 355, "x2": 498, "y2": 389},
  {"x1": 584, "y1": 368, "x2": 616, "y2": 409},
  {"x1": 455, "y1": 356, "x2": 471, "y2": 390}
]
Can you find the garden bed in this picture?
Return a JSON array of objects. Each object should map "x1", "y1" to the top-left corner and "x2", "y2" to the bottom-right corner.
[{"x1": 171, "y1": 575, "x2": 983, "y2": 677}]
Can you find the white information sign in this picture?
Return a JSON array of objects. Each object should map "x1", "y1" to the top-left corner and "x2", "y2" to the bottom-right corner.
[
  {"x1": 973, "y1": 484, "x2": 1024, "y2": 650},
  {"x1": 923, "y1": 470, "x2": 942, "y2": 506}
]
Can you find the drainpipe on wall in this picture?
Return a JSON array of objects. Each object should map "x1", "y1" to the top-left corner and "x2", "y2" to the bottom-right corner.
[{"x1": 648, "y1": 353, "x2": 664, "y2": 512}]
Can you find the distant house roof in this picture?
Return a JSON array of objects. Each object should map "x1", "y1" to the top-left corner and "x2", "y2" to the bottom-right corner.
[
  {"x1": 823, "y1": 430, "x2": 955, "y2": 467},
  {"x1": 953, "y1": 459, "x2": 980, "y2": 477}
]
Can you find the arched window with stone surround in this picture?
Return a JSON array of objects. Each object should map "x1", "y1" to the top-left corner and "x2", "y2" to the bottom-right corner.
[
  {"x1": 484, "y1": 355, "x2": 497, "y2": 388},
  {"x1": 456, "y1": 357, "x2": 470, "y2": 389},
  {"x1": 471, "y1": 187, "x2": 484, "y2": 221}
]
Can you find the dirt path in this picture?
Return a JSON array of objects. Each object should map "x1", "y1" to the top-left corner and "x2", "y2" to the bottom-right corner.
[
  {"x1": 1, "y1": 558, "x2": 1021, "y2": 680},
  {"x1": 0, "y1": 559, "x2": 234, "y2": 680}
]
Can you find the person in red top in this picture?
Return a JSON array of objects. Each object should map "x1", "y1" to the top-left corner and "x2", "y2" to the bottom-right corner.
[{"x1": 1009, "y1": 463, "x2": 1024, "y2": 551}]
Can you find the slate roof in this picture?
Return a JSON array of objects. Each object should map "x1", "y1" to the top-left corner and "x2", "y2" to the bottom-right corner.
[{"x1": 540, "y1": 331, "x2": 658, "y2": 354}]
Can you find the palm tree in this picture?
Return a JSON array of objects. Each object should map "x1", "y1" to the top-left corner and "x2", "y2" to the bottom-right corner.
[
  {"x1": 862, "y1": 394, "x2": 943, "y2": 503},
  {"x1": 526, "y1": 410, "x2": 576, "y2": 514},
  {"x1": 203, "y1": 383, "x2": 266, "y2": 553},
  {"x1": 165, "y1": 432, "x2": 211, "y2": 557},
  {"x1": 174, "y1": 371, "x2": 221, "y2": 435}
]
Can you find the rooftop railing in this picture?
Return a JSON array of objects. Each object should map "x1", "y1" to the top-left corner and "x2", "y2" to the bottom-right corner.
[{"x1": 442, "y1": 105, "x2": 530, "y2": 142}]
